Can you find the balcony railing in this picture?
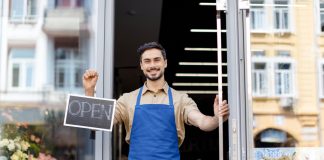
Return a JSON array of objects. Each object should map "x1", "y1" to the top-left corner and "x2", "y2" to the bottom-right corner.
[{"x1": 10, "y1": 15, "x2": 37, "y2": 24}]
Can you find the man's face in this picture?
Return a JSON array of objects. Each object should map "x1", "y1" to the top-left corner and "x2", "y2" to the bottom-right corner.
[{"x1": 140, "y1": 48, "x2": 167, "y2": 81}]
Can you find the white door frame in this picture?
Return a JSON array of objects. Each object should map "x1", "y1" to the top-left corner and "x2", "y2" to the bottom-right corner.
[{"x1": 95, "y1": 0, "x2": 115, "y2": 160}]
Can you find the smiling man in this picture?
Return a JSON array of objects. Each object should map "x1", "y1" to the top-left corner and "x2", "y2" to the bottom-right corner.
[{"x1": 83, "y1": 42, "x2": 229, "y2": 160}]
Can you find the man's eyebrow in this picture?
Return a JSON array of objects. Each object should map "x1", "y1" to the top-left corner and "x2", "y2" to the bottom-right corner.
[
  {"x1": 143, "y1": 57, "x2": 161, "y2": 61},
  {"x1": 143, "y1": 58, "x2": 151, "y2": 61}
]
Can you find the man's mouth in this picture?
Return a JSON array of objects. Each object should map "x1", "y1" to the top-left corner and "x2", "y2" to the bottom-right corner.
[{"x1": 148, "y1": 69, "x2": 159, "y2": 72}]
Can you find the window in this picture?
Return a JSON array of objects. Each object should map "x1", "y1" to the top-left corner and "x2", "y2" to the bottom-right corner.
[
  {"x1": 274, "y1": 0, "x2": 290, "y2": 31},
  {"x1": 274, "y1": 62, "x2": 293, "y2": 96},
  {"x1": 250, "y1": 0, "x2": 291, "y2": 32},
  {"x1": 8, "y1": 48, "x2": 35, "y2": 90},
  {"x1": 55, "y1": 48, "x2": 84, "y2": 91},
  {"x1": 320, "y1": 1, "x2": 324, "y2": 32},
  {"x1": 251, "y1": 0, "x2": 266, "y2": 31},
  {"x1": 252, "y1": 53, "x2": 294, "y2": 97},
  {"x1": 252, "y1": 62, "x2": 268, "y2": 96},
  {"x1": 10, "y1": 0, "x2": 37, "y2": 23},
  {"x1": 252, "y1": 51, "x2": 268, "y2": 97}
]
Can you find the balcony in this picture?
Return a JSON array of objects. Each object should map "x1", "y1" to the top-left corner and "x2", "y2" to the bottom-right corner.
[
  {"x1": 10, "y1": 15, "x2": 38, "y2": 24},
  {"x1": 43, "y1": 8, "x2": 88, "y2": 37}
]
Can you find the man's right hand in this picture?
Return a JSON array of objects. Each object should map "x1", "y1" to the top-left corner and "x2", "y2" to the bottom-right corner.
[{"x1": 83, "y1": 69, "x2": 99, "y2": 96}]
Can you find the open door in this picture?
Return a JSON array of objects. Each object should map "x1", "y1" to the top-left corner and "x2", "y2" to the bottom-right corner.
[
  {"x1": 112, "y1": 0, "x2": 230, "y2": 159},
  {"x1": 248, "y1": 0, "x2": 324, "y2": 159}
]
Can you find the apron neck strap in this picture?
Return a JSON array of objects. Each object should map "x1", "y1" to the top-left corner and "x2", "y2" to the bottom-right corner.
[
  {"x1": 168, "y1": 87, "x2": 173, "y2": 105},
  {"x1": 135, "y1": 86, "x2": 174, "y2": 106},
  {"x1": 136, "y1": 87, "x2": 144, "y2": 106}
]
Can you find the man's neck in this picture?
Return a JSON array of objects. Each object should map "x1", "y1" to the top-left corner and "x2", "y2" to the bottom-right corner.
[{"x1": 146, "y1": 78, "x2": 166, "y2": 93}]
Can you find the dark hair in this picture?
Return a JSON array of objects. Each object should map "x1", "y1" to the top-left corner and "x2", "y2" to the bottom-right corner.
[{"x1": 137, "y1": 42, "x2": 167, "y2": 61}]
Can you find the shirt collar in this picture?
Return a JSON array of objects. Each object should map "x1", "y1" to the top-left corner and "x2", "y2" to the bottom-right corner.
[{"x1": 142, "y1": 82, "x2": 169, "y2": 95}]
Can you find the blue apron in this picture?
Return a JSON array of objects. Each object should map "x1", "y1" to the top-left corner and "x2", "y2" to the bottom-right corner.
[{"x1": 129, "y1": 86, "x2": 180, "y2": 160}]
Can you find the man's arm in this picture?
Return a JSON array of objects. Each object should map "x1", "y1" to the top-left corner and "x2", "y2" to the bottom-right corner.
[
  {"x1": 83, "y1": 69, "x2": 124, "y2": 125},
  {"x1": 188, "y1": 95, "x2": 229, "y2": 132},
  {"x1": 83, "y1": 69, "x2": 98, "y2": 96}
]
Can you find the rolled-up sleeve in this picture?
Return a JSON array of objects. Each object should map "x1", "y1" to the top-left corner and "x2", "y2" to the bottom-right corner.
[
  {"x1": 181, "y1": 94, "x2": 199, "y2": 125},
  {"x1": 114, "y1": 94, "x2": 128, "y2": 125}
]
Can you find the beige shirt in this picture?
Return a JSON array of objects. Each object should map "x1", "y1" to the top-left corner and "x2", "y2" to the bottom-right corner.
[{"x1": 114, "y1": 82, "x2": 199, "y2": 146}]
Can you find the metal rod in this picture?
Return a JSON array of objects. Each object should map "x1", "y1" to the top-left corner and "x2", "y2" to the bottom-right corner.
[{"x1": 216, "y1": 10, "x2": 224, "y2": 160}]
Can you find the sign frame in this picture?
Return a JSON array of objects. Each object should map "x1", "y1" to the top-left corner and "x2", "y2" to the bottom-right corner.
[{"x1": 63, "y1": 94, "x2": 116, "y2": 132}]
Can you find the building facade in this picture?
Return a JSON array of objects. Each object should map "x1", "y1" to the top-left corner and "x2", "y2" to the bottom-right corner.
[{"x1": 0, "y1": 0, "x2": 96, "y2": 159}]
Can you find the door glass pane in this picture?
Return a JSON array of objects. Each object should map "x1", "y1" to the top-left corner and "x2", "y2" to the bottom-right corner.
[
  {"x1": 0, "y1": 1, "x2": 96, "y2": 159},
  {"x1": 250, "y1": 0, "x2": 324, "y2": 159}
]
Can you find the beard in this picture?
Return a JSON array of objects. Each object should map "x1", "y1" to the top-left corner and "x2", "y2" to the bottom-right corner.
[{"x1": 144, "y1": 68, "x2": 164, "y2": 81}]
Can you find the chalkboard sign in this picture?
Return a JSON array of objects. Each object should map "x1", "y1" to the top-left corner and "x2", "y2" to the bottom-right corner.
[{"x1": 64, "y1": 94, "x2": 116, "y2": 132}]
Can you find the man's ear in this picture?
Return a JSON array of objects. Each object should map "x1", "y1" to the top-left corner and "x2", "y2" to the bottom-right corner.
[{"x1": 165, "y1": 59, "x2": 168, "y2": 68}]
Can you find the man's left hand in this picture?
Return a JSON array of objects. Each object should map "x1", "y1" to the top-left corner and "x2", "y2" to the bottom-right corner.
[{"x1": 213, "y1": 95, "x2": 229, "y2": 122}]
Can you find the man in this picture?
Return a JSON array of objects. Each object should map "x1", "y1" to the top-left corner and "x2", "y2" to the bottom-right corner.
[{"x1": 83, "y1": 42, "x2": 229, "y2": 159}]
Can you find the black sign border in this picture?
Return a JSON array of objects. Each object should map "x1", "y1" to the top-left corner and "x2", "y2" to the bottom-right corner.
[{"x1": 63, "y1": 94, "x2": 116, "y2": 132}]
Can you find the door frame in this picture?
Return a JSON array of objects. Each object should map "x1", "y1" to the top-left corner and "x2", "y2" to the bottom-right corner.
[
  {"x1": 226, "y1": 0, "x2": 253, "y2": 160},
  {"x1": 95, "y1": 0, "x2": 115, "y2": 160},
  {"x1": 94, "y1": 0, "x2": 253, "y2": 159}
]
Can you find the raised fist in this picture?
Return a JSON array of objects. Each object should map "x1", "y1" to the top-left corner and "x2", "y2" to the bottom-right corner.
[{"x1": 83, "y1": 69, "x2": 99, "y2": 92}]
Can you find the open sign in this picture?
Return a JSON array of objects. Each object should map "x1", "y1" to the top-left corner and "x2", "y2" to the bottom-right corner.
[{"x1": 64, "y1": 94, "x2": 116, "y2": 132}]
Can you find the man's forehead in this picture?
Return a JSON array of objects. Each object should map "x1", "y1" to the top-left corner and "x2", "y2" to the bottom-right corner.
[{"x1": 142, "y1": 49, "x2": 163, "y2": 59}]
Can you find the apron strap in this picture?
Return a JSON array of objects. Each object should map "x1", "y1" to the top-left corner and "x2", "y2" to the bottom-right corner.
[
  {"x1": 136, "y1": 86, "x2": 174, "y2": 106},
  {"x1": 136, "y1": 87, "x2": 144, "y2": 106},
  {"x1": 168, "y1": 87, "x2": 173, "y2": 105}
]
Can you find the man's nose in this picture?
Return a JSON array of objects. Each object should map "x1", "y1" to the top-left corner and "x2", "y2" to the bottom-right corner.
[
  {"x1": 149, "y1": 66, "x2": 158, "y2": 70},
  {"x1": 148, "y1": 61, "x2": 157, "y2": 67}
]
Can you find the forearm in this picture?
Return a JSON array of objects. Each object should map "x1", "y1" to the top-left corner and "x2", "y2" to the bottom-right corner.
[
  {"x1": 188, "y1": 110, "x2": 220, "y2": 132},
  {"x1": 188, "y1": 95, "x2": 229, "y2": 132},
  {"x1": 198, "y1": 115, "x2": 219, "y2": 132}
]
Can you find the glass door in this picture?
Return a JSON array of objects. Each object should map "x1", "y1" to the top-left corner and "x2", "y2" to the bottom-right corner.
[
  {"x1": 0, "y1": 0, "x2": 98, "y2": 159},
  {"x1": 249, "y1": 0, "x2": 324, "y2": 159}
]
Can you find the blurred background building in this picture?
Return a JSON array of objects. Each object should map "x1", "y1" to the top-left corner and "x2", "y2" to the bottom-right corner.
[
  {"x1": 0, "y1": 0, "x2": 96, "y2": 159},
  {"x1": 250, "y1": 0, "x2": 324, "y2": 149}
]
